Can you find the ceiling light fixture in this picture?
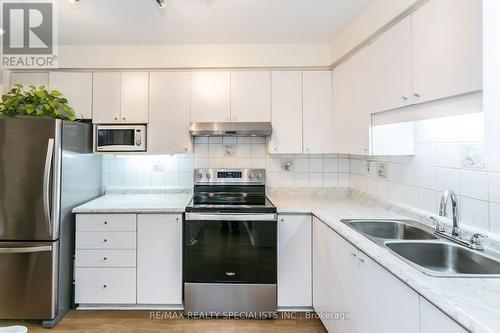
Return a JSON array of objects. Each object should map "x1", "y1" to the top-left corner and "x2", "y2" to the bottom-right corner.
[{"x1": 156, "y1": 0, "x2": 167, "y2": 8}]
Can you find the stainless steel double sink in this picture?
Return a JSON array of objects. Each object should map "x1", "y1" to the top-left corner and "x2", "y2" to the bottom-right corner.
[{"x1": 342, "y1": 219, "x2": 500, "y2": 278}]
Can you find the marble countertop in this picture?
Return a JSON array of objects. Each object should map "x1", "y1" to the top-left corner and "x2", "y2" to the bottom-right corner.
[
  {"x1": 72, "y1": 190, "x2": 193, "y2": 213},
  {"x1": 267, "y1": 187, "x2": 500, "y2": 333}
]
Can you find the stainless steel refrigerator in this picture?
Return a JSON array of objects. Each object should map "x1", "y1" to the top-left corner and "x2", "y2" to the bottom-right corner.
[{"x1": 0, "y1": 117, "x2": 102, "y2": 327}]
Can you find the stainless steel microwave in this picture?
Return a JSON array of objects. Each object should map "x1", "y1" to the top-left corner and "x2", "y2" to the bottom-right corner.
[{"x1": 95, "y1": 125, "x2": 147, "y2": 152}]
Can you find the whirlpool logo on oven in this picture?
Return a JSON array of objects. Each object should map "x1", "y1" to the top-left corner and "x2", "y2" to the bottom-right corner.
[{"x1": 1, "y1": 0, "x2": 58, "y2": 68}]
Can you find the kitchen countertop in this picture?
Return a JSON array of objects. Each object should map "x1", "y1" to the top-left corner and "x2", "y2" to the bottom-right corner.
[
  {"x1": 72, "y1": 190, "x2": 193, "y2": 213},
  {"x1": 267, "y1": 187, "x2": 500, "y2": 333}
]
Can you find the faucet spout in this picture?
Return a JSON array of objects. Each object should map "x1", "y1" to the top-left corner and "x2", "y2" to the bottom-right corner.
[{"x1": 439, "y1": 190, "x2": 460, "y2": 236}]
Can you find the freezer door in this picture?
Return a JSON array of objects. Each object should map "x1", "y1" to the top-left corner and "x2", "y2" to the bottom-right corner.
[
  {"x1": 0, "y1": 241, "x2": 58, "y2": 320},
  {"x1": 0, "y1": 117, "x2": 62, "y2": 241}
]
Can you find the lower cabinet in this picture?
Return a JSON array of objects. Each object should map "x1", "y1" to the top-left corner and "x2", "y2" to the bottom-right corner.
[
  {"x1": 75, "y1": 213, "x2": 182, "y2": 307},
  {"x1": 278, "y1": 214, "x2": 312, "y2": 308},
  {"x1": 137, "y1": 214, "x2": 183, "y2": 305},
  {"x1": 420, "y1": 297, "x2": 468, "y2": 333},
  {"x1": 313, "y1": 216, "x2": 420, "y2": 333}
]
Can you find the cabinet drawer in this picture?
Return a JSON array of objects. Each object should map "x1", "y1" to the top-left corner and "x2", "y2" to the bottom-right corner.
[
  {"x1": 75, "y1": 268, "x2": 136, "y2": 304},
  {"x1": 76, "y1": 232, "x2": 136, "y2": 250},
  {"x1": 75, "y1": 250, "x2": 136, "y2": 267},
  {"x1": 76, "y1": 214, "x2": 136, "y2": 232}
]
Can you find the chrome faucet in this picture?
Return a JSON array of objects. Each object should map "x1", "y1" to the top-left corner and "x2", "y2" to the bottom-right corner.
[{"x1": 439, "y1": 190, "x2": 460, "y2": 236}]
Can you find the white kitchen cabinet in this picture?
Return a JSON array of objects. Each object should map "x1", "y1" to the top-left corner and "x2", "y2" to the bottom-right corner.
[
  {"x1": 278, "y1": 215, "x2": 312, "y2": 309},
  {"x1": 313, "y1": 217, "x2": 420, "y2": 333},
  {"x1": 303, "y1": 71, "x2": 334, "y2": 153},
  {"x1": 92, "y1": 72, "x2": 121, "y2": 123},
  {"x1": 10, "y1": 72, "x2": 49, "y2": 89},
  {"x1": 75, "y1": 267, "x2": 136, "y2": 304},
  {"x1": 369, "y1": 16, "x2": 413, "y2": 113},
  {"x1": 333, "y1": 46, "x2": 371, "y2": 155},
  {"x1": 149, "y1": 72, "x2": 192, "y2": 154},
  {"x1": 412, "y1": 0, "x2": 482, "y2": 104},
  {"x1": 230, "y1": 71, "x2": 271, "y2": 122},
  {"x1": 137, "y1": 214, "x2": 183, "y2": 305},
  {"x1": 191, "y1": 72, "x2": 230, "y2": 122},
  {"x1": 120, "y1": 72, "x2": 149, "y2": 123},
  {"x1": 357, "y1": 251, "x2": 420, "y2": 333},
  {"x1": 420, "y1": 297, "x2": 468, "y2": 333},
  {"x1": 268, "y1": 71, "x2": 303, "y2": 154},
  {"x1": 49, "y1": 72, "x2": 93, "y2": 119}
]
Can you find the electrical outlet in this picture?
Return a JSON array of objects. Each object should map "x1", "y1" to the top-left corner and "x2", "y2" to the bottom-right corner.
[{"x1": 377, "y1": 163, "x2": 387, "y2": 179}]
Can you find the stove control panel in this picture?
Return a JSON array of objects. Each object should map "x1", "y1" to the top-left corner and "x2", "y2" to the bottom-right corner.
[{"x1": 194, "y1": 169, "x2": 266, "y2": 185}]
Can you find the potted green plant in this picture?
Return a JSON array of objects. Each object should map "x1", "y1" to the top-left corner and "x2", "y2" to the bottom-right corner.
[{"x1": 0, "y1": 84, "x2": 77, "y2": 121}]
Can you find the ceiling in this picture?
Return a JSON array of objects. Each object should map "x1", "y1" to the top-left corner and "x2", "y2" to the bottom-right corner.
[{"x1": 58, "y1": 0, "x2": 371, "y2": 45}]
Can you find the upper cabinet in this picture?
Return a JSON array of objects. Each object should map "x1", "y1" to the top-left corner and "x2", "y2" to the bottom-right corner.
[
  {"x1": 369, "y1": 16, "x2": 413, "y2": 112},
  {"x1": 10, "y1": 72, "x2": 49, "y2": 89},
  {"x1": 120, "y1": 72, "x2": 149, "y2": 123},
  {"x1": 303, "y1": 71, "x2": 334, "y2": 154},
  {"x1": 191, "y1": 72, "x2": 230, "y2": 123},
  {"x1": 149, "y1": 72, "x2": 192, "y2": 154},
  {"x1": 49, "y1": 72, "x2": 93, "y2": 120},
  {"x1": 92, "y1": 72, "x2": 149, "y2": 124},
  {"x1": 412, "y1": 0, "x2": 482, "y2": 104},
  {"x1": 230, "y1": 71, "x2": 271, "y2": 122},
  {"x1": 333, "y1": 47, "x2": 372, "y2": 155},
  {"x1": 269, "y1": 71, "x2": 303, "y2": 154}
]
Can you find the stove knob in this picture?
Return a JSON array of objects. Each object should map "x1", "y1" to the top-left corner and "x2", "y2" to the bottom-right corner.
[
  {"x1": 206, "y1": 173, "x2": 211, "y2": 179},
  {"x1": 248, "y1": 173, "x2": 254, "y2": 180},
  {"x1": 257, "y1": 173, "x2": 262, "y2": 179},
  {"x1": 197, "y1": 173, "x2": 203, "y2": 179}
]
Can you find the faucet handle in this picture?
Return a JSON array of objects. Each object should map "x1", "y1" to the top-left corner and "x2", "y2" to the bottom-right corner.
[
  {"x1": 430, "y1": 217, "x2": 445, "y2": 232},
  {"x1": 470, "y1": 233, "x2": 487, "y2": 250}
]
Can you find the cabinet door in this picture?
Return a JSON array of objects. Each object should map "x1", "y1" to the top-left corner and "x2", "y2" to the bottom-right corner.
[
  {"x1": 420, "y1": 297, "x2": 468, "y2": 333},
  {"x1": 49, "y1": 72, "x2": 93, "y2": 119},
  {"x1": 137, "y1": 214, "x2": 183, "y2": 305},
  {"x1": 149, "y1": 72, "x2": 192, "y2": 154},
  {"x1": 278, "y1": 215, "x2": 312, "y2": 308},
  {"x1": 357, "y1": 252, "x2": 420, "y2": 333},
  {"x1": 269, "y1": 71, "x2": 303, "y2": 154},
  {"x1": 412, "y1": 0, "x2": 482, "y2": 104},
  {"x1": 230, "y1": 71, "x2": 270, "y2": 122},
  {"x1": 303, "y1": 71, "x2": 334, "y2": 153},
  {"x1": 10, "y1": 72, "x2": 49, "y2": 88},
  {"x1": 120, "y1": 72, "x2": 149, "y2": 123},
  {"x1": 93, "y1": 72, "x2": 121, "y2": 123},
  {"x1": 327, "y1": 225, "x2": 358, "y2": 333},
  {"x1": 312, "y1": 218, "x2": 331, "y2": 329},
  {"x1": 369, "y1": 16, "x2": 413, "y2": 112},
  {"x1": 191, "y1": 72, "x2": 230, "y2": 122},
  {"x1": 333, "y1": 49, "x2": 371, "y2": 155}
]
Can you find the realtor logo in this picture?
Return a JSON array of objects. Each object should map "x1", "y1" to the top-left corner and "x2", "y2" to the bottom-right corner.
[{"x1": 1, "y1": 0, "x2": 58, "y2": 68}]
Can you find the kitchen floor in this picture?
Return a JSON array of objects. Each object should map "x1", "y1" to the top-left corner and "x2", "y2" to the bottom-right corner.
[{"x1": 17, "y1": 311, "x2": 326, "y2": 332}]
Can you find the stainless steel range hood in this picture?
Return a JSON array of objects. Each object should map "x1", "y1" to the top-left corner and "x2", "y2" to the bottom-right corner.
[{"x1": 189, "y1": 122, "x2": 272, "y2": 137}]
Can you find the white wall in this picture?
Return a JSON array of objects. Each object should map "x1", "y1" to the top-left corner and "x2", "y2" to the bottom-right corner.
[
  {"x1": 330, "y1": 0, "x2": 419, "y2": 63},
  {"x1": 102, "y1": 137, "x2": 350, "y2": 190},
  {"x1": 58, "y1": 43, "x2": 332, "y2": 69}
]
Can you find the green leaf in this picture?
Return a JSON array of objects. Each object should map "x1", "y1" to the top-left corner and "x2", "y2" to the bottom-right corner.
[{"x1": 50, "y1": 90, "x2": 62, "y2": 97}]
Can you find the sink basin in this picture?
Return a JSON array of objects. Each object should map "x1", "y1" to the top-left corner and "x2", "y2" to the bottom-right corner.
[
  {"x1": 346, "y1": 220, "x2": 438, "y2": 241},
  {"x1": 386, "y1": 241, "x2": 500, "y2": 277}
]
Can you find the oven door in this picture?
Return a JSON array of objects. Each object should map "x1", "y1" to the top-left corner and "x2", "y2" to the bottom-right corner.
[
  {"x1": 95, "y1": 126, "x2": 146, "y2": 152},
  {"x1": 184, "y1": 213, "x2": 277, "y2": 284}
]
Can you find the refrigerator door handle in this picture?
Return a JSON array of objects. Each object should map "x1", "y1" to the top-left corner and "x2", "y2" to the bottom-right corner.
[
  {"x1": 0, "y1": 245, "x2": 52, "y2": 253},
  {"x1": 43, "y1": 138, "x2": 54, "y2": 237}
]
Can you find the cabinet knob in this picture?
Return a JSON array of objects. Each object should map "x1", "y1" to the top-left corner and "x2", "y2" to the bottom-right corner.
[
  {"x1": 274, "y1": 148, "x2": 278, "y2": 151},
  {"x1": 280, "y1": 218, "x2": 284, "y2": 222},
  {"x1": 402, "y1": 96, "x2": 408, "y2": 103},
  {"x1": 184, "y1": 148, "x2": 188, "y2": 152},
  {"x1": 176, "y1": 217, "x2": 180, "y2": 221},
  {"x1": 103, "y1": 284, "x2": 107, "y2": 289},
  {"x1": 414, "y1": 93, "x2": 421, "y2": 99},
  {"x1": 103, "y1": 238, "x2": 108, "y2": 243},
  {"x1": 104, "y1": 221, "x2": 108, "y2": 225},
  {"x1": 122, "y1": 117, "x2": 126, "y2": 121},
  {"x1": 114, "y1": 117, "x2": 118, "y2": 120},
  {"x1": 358, "y1": 257, "x2": 366, "y2": 264},
  {"x1": 103, "y1": 257, "x2": 107, "y2": 261},
  {"x1": 350, "y1": 252, "x2": 357, "y2": 258}
]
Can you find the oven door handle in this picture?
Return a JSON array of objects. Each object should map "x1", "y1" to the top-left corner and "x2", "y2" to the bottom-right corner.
[{"x1": 185, "y1": 213, "x2": 277, "y2": 221}]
